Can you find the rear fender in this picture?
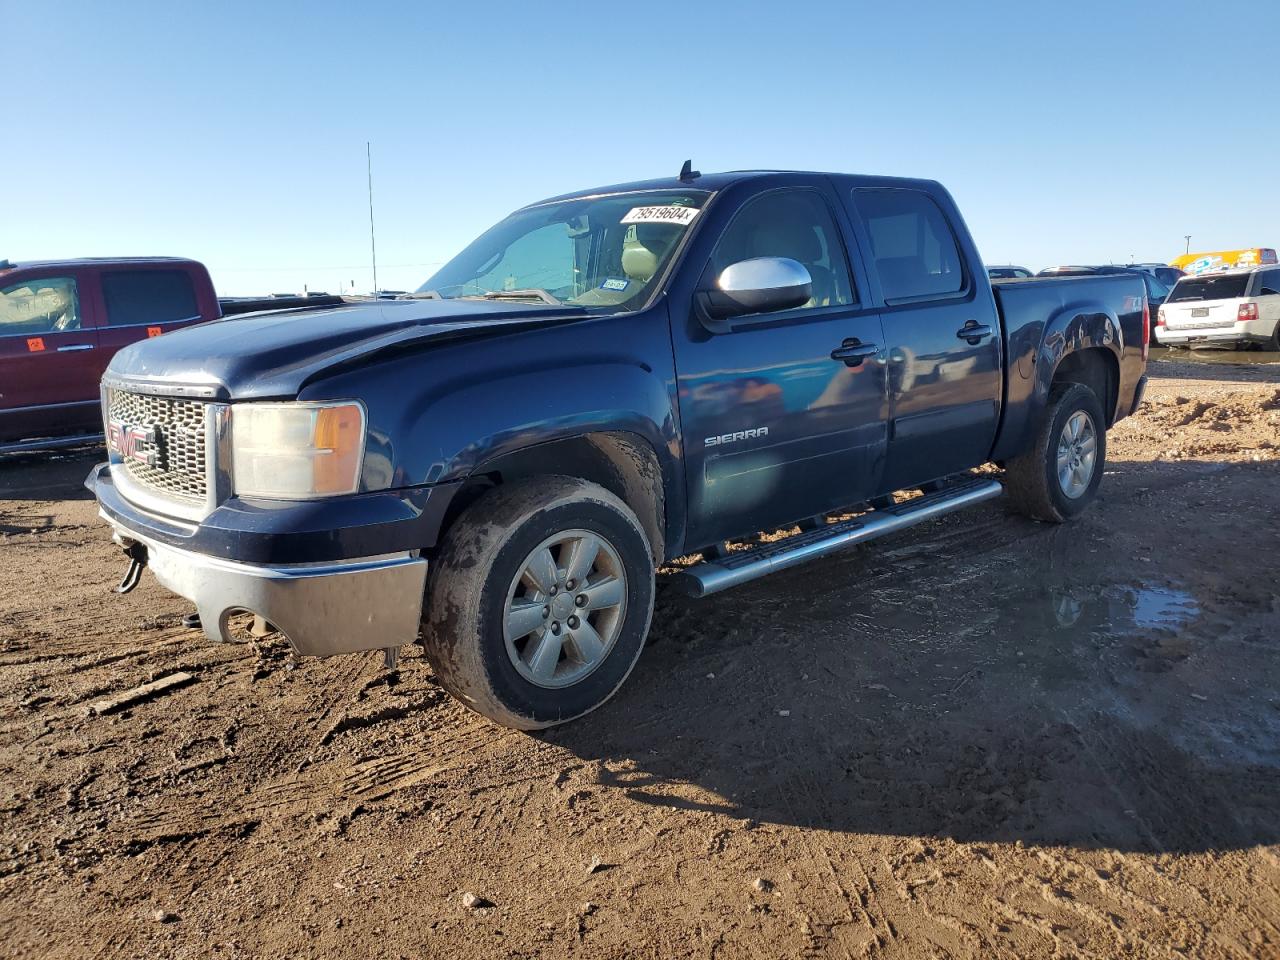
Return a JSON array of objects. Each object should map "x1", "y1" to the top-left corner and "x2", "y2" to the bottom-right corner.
[{"x1": 991, "y1": 301, "x2": 1121, "y2": 461}]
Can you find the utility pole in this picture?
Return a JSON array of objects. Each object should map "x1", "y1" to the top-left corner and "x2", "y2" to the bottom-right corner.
[
  {"x1": 1185, "y1": 235, "x2": 1192, "y2": 255},
  {"x1": 368, "y1": 142, "x2": 378, "y2": 297}
]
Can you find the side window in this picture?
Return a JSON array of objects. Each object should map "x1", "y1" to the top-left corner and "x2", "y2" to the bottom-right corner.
[
  {"x1": 101, "y1": 270, "x2": 198, "y2": 326},
  {"x1": 1259, "y1": 270, "x2": 1280, "y2": 297},
  {"x1": 1144, "y1": 275, "x2": 1170, "y2": 300},
  {"x1": 855, "y1": 188, "x2": 965, "y2": 301},
  {"x1": 709, "y1": 189, "x2": 855, "y2": 313},
  {"x1": 0, "y1": 276, "x2": 82, "y2": 336}
]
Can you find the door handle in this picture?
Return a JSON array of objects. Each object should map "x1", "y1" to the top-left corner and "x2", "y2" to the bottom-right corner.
[
  {"x1": 830, "y1": 338, "x2": 880, "y2": 366},
  {"x1": 56, "y1": 344, "x2": 95, "y2": 352},
  {"x1": 956, "y1": 321, "x2": 993, "y2": 344}
]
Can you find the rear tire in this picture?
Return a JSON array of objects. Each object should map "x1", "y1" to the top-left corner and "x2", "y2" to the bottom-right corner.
[
  {"x1": 422, "y1": 476, "x2": 655, "y2": 729},
  {"x1": 1264, "y1": 322, "x2": 1280, "y2": 352},
  {"x1": 1005, "y1": 382, "x2": 1106, "y2": 523}
]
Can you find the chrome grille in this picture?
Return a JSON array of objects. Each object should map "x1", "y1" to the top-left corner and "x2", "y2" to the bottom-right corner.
[{"x1": 106, "y1": 390, "x2": 208, "y2": 502}]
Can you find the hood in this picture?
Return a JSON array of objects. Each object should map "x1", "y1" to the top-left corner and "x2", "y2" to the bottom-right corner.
[{"x1": 103, "y1": 298, "x2": 585, "y2": 400}]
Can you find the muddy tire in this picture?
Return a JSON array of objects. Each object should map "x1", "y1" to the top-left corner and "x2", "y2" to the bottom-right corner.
[
  {"x1": 1005, "y1": 382, "x2": 1106, "y2": 523},
  {"x1": 421, "y1": 476, "x2": 655, "y2": 729}
]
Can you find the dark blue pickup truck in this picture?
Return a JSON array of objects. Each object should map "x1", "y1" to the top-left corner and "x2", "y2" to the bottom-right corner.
[{"x1": 87, "y1": 168, "x2": 1148, "y2": 728}]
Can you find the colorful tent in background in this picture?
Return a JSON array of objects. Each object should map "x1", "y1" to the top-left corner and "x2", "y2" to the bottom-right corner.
[{"x1": 1170, "y1": 248, "x2": 1277, "y2": 275}]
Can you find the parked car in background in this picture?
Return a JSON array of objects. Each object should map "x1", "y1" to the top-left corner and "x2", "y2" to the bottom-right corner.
[
  {"x1": 0, "y1": 257, "x2": 220, "y2": 451},
  {"x1": 987, "y1": 265, "x2": 1034, "y2": 279},
  {"x1": 1158, "y1": 266, "x2": 1280, "y2": 350},
  {"x1": 1125, "y1": 262, "x2": 1185, "y2": 287},
  {"x1": 1037, "y1": 265, "x2": 1171, "y2": 343}
]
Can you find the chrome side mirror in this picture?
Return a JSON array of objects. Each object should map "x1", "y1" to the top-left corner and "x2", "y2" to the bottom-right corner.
[{"x1": 698, "y1": 257, "x2": 813, "y2": 327}]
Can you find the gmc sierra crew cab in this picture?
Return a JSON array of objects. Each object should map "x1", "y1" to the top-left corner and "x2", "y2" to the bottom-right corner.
[{"x1": 86, "y1": 168, "x2": 1149, "y2": 729}]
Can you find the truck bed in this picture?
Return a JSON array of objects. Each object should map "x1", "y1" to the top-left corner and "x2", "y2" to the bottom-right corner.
[{"x1": 990, "y1": 273, "x2": 1148, "y2": 461}]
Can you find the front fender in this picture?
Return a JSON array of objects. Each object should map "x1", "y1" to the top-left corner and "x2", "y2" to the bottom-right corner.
[
  {"x1": 305, "y1": 307, "x2": 684, "y2": 547},
  {"x1": 407, "y1": 359, "x2": 678, "y2": 483}
]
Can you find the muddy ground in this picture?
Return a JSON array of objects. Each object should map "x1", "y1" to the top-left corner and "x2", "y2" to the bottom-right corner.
[{"x1": 1, "y1": 350, "x2": 1278, "y2": 959}]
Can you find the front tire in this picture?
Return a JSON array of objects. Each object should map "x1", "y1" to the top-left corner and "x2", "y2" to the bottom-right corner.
[
  {"x1": 1005, "y1": 382, "x2": 1106, "y2": 523},
  {"x1": 422, "y1": 476, "x2": 655, "y2": 729}
]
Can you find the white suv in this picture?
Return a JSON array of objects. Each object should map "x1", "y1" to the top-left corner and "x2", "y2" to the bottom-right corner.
[{"x1": 1158, "y1": 266, "x2": 1280, "y2": 350}]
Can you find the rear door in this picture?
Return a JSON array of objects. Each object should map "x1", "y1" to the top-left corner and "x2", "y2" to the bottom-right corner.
[
  {"x1": 0, "y1": 270, "x2": 103, "y2": 443},
  {"x1": 846, "y1": 186, "x2": 1002, "y2": 491},
  {"x1": 1256, "y1": 269, "x2": 1280, "y2": 334},
  {"x1": 92, "y1": 265, "x2": 205, "y2": 359}
]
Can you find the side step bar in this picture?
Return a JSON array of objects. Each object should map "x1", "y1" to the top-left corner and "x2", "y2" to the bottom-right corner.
[{"x1": 675, "y1": 478, "x2": 1004, "y2": 598}]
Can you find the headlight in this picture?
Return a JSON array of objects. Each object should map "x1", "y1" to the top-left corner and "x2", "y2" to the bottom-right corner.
[{"x1": 231, "y1": 401, "x2": 366, "y2": 499}]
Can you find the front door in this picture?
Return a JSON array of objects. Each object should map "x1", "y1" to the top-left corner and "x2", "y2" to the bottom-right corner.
[
  {"x1": 848, "y1": 187, "x2": 1003, "y2": 491},
  {"x1": 0, "y1": 272, "x2": 103, "y2": 444},
  {"x1": 671, "y1": 183, "x2": 889, "y2": 548}
]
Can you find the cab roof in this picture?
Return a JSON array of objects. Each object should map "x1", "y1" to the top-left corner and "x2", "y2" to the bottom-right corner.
[
  {"x1": 0, "y1": 256, "x2": 199, "y2": 274},
  {"x1": 529, "y1": 170, "x2": 944, "y2": 207}
]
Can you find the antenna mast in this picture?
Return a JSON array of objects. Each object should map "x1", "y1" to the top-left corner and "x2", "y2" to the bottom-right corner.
[{"x1": 367, "y1": 141, "x2": 378, "y2": 296}]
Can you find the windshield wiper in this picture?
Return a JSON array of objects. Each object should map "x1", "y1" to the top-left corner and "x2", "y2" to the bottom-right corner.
[{"x1": 478, "y1": 288, "x2": 564, "y2": 306}]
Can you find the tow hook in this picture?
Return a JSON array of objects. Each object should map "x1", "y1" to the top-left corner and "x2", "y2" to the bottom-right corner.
[{"x1": 114, "y1": 541, "x2": 148, "y2": 594}]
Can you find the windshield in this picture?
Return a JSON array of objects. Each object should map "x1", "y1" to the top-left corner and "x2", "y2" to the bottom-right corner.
[
  {"x1": 1167, "y1": 274, "x2": 1250, "y2": 303},
  {"x1": 419, "y1": 190, "x2": 711, "y2": 311}
]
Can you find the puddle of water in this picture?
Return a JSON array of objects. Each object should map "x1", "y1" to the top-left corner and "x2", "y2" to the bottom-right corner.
[
  {"x1": 1129, "y1": 584, "x2": 1200, "y2": 629},
  {"x1": 1150, "y1": 346, "x2": 1280, "y2": 366},
  {"x1": 993, "y1": 578, "x2": 1202, "y2": 641},
  {"x1": 1044, "y1": 581, "x2": 1200, "y2": 635}
]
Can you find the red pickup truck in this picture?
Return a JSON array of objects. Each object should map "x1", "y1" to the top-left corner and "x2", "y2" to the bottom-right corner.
[{"x1": 0, "y1": 257, "x2": 220, "y2": 451}]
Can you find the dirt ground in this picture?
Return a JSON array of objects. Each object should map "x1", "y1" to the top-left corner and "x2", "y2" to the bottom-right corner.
[{"x1": 2, "y1": 349, "x2": 1279, "y2": 960}]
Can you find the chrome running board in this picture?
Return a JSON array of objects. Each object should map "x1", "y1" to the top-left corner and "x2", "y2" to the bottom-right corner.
[{"x1": 676, "y1": 478, "x2": 1004, "y2": 598}]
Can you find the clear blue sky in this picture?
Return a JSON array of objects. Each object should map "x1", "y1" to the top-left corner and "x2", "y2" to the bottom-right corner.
[{"x1": 5, "y1": 0, "x2": 1278, "y2": 295}]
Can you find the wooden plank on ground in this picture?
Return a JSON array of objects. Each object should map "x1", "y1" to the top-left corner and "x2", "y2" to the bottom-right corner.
[{"x1": 86, "y1": 672, "x2": 196, "y2": 716}]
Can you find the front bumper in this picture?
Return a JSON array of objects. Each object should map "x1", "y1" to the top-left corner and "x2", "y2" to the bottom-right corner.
[{"x1": 101, "y1": 518, "x2": 429, "y2": 658}]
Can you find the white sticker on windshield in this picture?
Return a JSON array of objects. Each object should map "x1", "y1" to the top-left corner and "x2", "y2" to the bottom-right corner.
[{"x1": 621, "y1": 205, "x2": 701, "y2": 226}]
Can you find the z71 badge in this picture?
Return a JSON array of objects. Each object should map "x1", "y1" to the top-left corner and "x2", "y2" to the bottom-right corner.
[{"x1": 704, "y1": 427, "x2": 769, "y2": 447}]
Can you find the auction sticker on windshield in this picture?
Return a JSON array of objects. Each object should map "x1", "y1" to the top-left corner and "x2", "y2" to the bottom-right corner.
[{"x1": 621, "y1": 206, "x2": 700, "y2": 226}]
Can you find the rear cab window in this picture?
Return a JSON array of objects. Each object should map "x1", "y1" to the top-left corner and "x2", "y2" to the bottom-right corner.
[
  {"x1": 854, "y1": 189, "x2": 966, "y2": 301},
  {"x1": 101, "y1": 270, "x2": 199, "y2": 326},
  {"x1": 0, "y1": 276, "x2": 82, "y2": 337}
]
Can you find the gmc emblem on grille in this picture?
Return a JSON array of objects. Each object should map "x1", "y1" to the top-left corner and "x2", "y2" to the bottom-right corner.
[{"x1": 107, "y1": 420, "x2": 161, "y2": 468}]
